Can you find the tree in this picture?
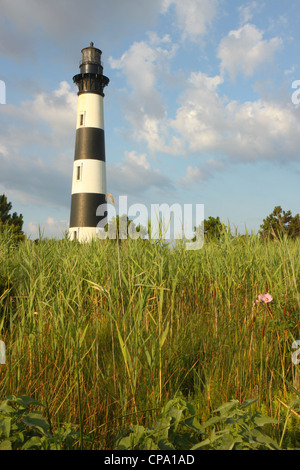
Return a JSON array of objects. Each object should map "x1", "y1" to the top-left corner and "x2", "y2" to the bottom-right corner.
[
  {"x1": 204, "y1": 216, "x2": 227, "y2": 240},
  {"x1": 0, "y1": 194, "x2": 25, "y2": 241},
  {"x1": 104, "y1": 214, "x2": 148, "y2": 240},
  {"x1": 192, "y1": 216, "x2": 227, "y2": 242},
  {"x1": 259, "y1": 206, "x2": 300, "y2": 240}
]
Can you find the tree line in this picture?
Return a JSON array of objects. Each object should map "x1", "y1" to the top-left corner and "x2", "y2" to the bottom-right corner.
[
  {"x1": 0, "y1": 194, "x2": 25, "y2": 242},
  {"x1": 0, "y1": 193, "x2": 299, "y2": 242},
  {"x1": 200, "y1": 206, "x2": 300, "y2": 241}
]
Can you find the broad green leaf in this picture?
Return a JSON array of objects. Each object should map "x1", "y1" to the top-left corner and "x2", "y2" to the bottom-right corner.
[
  {"x1": 158, "y1": 438, "x2": 175, "y2": 450},
  {"x1": 153, "y1": 416, "x2": 171, "y2": 440},
  {"x1": 168, "y1": 406, "x2": 183, "y2": 431},
  {"x1": 141, "y1": 437, "x2": 159, "y2": 450},
  {"x1": 0, "y1": 401, "x2": 17, "y2": 414},
  {"x1": 12, "y1": 395, "x2": 44, "y2": 409},
  {"x1": 21, "y1": 436, "x2": 43, "y2": 450},
  {"x1": 0, "y1": 439, "x2": 12, "y2": 450},
  {"x1": 117, "y1": 426, "x2": 146, "y2": 450},
  {"x1": 214, "y1": 400, "x2": 239, "y2": 415},
  {"x1": 117, "y1": 435, "x2": 133, "y2": 450},
  {"x1": 240, "y1": 398, "x2": 258, "y2": 409},
  {"x1": 21, "y1": 412, "x2": 50, "y2": 434},
  {"x1": 0, "y1": 417, "x2": 11, "y2": 438},
  {"x1": 174, "y1": 432, "x2": 199, "y2": 449},
  {"x1": 190, "y1": 438, "x2": 212, "y2": 450},
  {"x1": 131, "y1": 425, "x2": 145, "y2": 444},
  {"x1": 219, "y1": 433, "x2": 235, "y2": 450},
  {"x1": 202, "y1": 415, "x2": 222, "y2": 428},
  {"x1": 183, "y1": 416, "x2": 205, "y2": 434},
  {"x1": 249, "y1": 428, "x2": 281, "y2": 449},
  {"x1": 253, "y1": 416, "x2": 278, "y2": 427}
]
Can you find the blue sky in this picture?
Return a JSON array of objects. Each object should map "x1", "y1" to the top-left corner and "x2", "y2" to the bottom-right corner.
[{"x1": 0, "y1": 0, "x2": 299, "y2": 239}]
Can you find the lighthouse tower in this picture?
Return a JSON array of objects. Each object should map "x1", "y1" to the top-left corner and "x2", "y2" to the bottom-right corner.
[{"x1": 69, "y1": 42, "x2": 109, "y2": 242}]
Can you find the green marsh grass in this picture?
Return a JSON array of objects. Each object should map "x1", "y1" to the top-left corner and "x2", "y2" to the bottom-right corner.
[{"x1": 0, "y1": 228, "x2": 299, "y2": 448}]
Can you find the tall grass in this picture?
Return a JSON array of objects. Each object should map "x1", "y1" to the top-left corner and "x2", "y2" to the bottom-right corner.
[{"x1": 0, "y1": 228, "x2": 299, "y2": 448}]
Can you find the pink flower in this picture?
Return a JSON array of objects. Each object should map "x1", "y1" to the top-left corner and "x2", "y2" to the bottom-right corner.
[{"x1": 256, "y1": 293, "x2": 273, "y2": 304}]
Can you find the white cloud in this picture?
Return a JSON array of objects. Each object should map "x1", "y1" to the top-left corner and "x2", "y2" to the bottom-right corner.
[
  {"x1": 218, "y1": 23, "x2": 282, "y2": 80},
  {"x1": 0, "y1": 82, "x2": 76, "y2": 206},
  {"x1": 169, "y1": 70, "x2": 300, "y2": 162},
  {"x1": 107, "y1": 150, "x2": 172, "y2": 197},
  {"x1": 125, "y1": 150, "x2": 151, "y2": 170},
  {"x1": 170, "y1": 72, "x2": 226, "y2": 154},
  {"x1": 22, "y1": 81, "x2": 77, "y2": 140},
  {"x1": 110, "y1": 35, "x2": 300, "y2": 168},
  {"x1": 1, "y1": 81, "x2": 76, "y2": 149},
  {"x1": 109, "y1": 36, "x2": 178, "y2": 153},
  {"x1": 177, "y1": 156, "x2": 227, "y2": 187},
  {"x1": 178, "y1": 165, "x2": 207, "y2": 186},
  {"x1": 238, "y1": 2, "x2": 260, "y2": 25},
  {"x1": 162, "y1": 0, "x2": 218, "y2": 41},
  {"x1": 223, "y1": 99, "x2": 300, "y2": 161},
  {"x1": 109, "y1": 40, "x2": 165, "y2": 111}
]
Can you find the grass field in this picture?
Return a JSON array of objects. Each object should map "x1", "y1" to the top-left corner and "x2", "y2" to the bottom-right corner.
[{"x1": 0, "y1": 227, "x2": 299, "y2": 449}]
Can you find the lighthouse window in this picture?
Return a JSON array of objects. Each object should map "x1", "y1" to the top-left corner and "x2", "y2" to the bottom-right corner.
[{"x1": 79, "y1": 112, "x2": 85, "y2": 126}]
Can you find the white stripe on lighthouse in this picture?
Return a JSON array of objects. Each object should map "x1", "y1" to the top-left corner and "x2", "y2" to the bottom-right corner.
[
  {"x1": 71, "y1": 159, "x2": 107, "y2": 194},
  {"x1": 76, "y1": 93, "x2": 105, "y2": 129}
]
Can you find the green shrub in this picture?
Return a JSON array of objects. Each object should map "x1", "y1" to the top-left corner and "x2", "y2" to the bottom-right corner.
[
  {"x1": 0, "y1": 395, "x2": 82, "y2": 450},
  {"x1": 115, "y1": 396, "x2": 281, "y2": 450}
]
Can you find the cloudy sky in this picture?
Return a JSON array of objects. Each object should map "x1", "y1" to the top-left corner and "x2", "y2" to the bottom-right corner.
[{"x1": 0, "y1": 0, "x2": 299, "y2": 238}]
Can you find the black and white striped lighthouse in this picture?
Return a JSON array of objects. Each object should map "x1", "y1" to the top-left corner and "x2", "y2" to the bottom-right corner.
[{"x1": 69, "y1": 42, "x2": 109, "y2": 242}]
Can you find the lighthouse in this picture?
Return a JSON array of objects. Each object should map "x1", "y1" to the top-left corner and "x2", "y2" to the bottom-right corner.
[{"x1": 69, "y1": 42, "x2": 109, "y2": 242}]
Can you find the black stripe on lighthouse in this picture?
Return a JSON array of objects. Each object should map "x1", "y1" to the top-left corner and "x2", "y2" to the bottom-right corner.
[
  {"x1": 70, "y1": 193, "x2": 107, "y2": 228},
  {"x1": 74, "y1": 127, "x2": 106, "y2": 161}
]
